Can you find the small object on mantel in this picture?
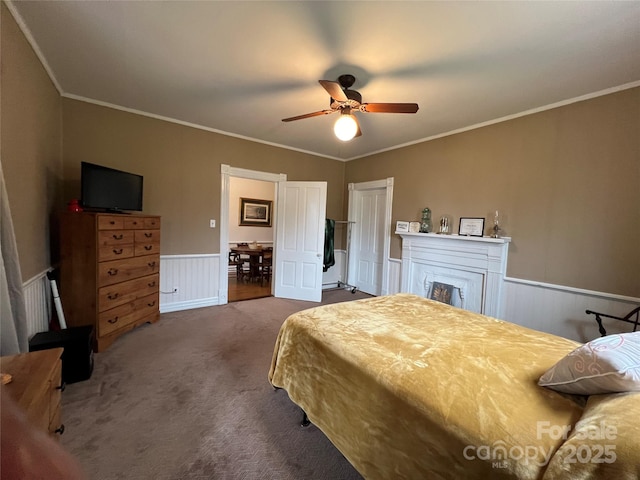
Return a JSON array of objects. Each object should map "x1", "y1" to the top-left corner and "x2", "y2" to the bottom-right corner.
[
  {"x1": 419, "y1": 207, "x2": 432, "y2": 233},
  {"x1": 409, "y1": 222, "x2": 421, "y2": 233},
  {"x1": 1, "y1": 372, "x2": 13, "y2": 384}
]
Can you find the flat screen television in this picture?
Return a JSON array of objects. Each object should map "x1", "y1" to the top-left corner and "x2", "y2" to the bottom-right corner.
[{"x1": 81, "y1": 162, "x2": 143, "y2": 212}]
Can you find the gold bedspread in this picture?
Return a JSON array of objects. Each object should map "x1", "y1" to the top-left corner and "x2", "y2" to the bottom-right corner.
[{"x1": 269, "y1": 294, "x2": 639, "y2": 479}]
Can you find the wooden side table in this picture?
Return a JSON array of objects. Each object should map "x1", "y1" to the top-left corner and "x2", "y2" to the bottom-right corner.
[{"x1": 1, "y1": 348, "x2": 65, "y2": 437}]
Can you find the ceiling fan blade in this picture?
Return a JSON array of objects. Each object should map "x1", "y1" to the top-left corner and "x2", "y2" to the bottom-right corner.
[
  {"x1": 319, "y1": 80, "x2": 348, "y2": 102},
  {"x1": 360, "y1": 103, "x2": 419, "y2": 114},
  {"x1": 281, "y1": 110, "x2": 335, "y2": 122}
]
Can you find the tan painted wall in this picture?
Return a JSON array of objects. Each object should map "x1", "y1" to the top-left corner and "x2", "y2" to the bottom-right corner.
[
  {"x1": 1, "y1": 3, "x2": 62, "y2": 280},
  {"x1": 61, "y1": 99, "x2": 346, "y2": 254},
  {"x1": 3, "y1": 3, "x2": 637, "y2": 298},
  {"x1": 346, "y1": 88, "x2": 640, "y2": 297}
]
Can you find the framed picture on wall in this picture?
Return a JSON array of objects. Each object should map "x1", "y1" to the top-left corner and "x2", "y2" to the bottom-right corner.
[
  {"x1": 458, "y1": 217, "x2": 485, "y2": 236},
  {"x1": 239, "y1": 198, "x2": 272, "y2": 226}
]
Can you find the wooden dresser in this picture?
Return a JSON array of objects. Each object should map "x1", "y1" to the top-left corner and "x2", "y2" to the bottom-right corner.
[
  {"x1": 60, "y1": 212, "x2": 161, "y2": 352},
  {"x1": 1, "y1": 348, "x2": 65, "y2": 437}
]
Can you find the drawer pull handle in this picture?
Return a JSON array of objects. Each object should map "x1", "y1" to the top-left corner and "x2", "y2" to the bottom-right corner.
[
  {"x1": 148, "y1": 281, "x2": 156, "y2": 287},
  {"x1": 56, "y1": 382, "x2": 66, "y2": 392},
  {"x1": 55, "y1": 424, "x2": 65, "y2": 435},
  {"x1": 113, "y1": 248, "x2": 123, "y2": 255},
  {"x1": 132, "y1": 221, "x2": 138, "y2": 225},
  {"x1": 109, "y1": 220, "x2": 115, "y2": 225},
  {"x1": 107, "y1": 268, "x2": 119, "y2": 276},
  {"x1": 108, "y1": 317, "x2": 119, "y2": 324},
  {"x1": 148, "y1": 261, "x2": 157, "y2": 268},
  {"x1": 144, "y1": 245, "x2": 153, "y2": 251},
  {"x1": 113, "y1": 234, "x2": 123, "y2": 240},
  {"x1": 148, "y1": 301, "x2": 156, "y2": 307},
  {"x1": 107, "y1": 293, "x2": 119, "y2": 300},
  {"x1": 144, "y1": 232, "x2": 153, "y2": 238}
]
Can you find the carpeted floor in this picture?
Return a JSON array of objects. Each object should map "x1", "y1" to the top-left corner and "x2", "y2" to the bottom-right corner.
[{"x1": 61, "y1": 290, "x2": 370, "y2": 480}]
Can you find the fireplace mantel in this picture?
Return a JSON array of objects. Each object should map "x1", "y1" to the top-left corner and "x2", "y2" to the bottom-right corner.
[{"x1": 397, "y1": 232, "x2": 511, "y2": 318}]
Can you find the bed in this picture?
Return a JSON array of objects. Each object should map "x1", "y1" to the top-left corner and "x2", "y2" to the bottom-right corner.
[{"x1": 268, "y1": 293, "x2": 640, "y2": 480}]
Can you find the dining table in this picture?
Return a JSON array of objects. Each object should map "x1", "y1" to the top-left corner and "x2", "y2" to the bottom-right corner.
[{"x1": 230, "y1": 246, "x2": 265, "y2": 281}]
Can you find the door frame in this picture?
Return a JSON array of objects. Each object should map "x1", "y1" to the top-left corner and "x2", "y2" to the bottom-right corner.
[
  {"x1": 219, "y1": 164, "x2": 286, "y2": 304},
  {"x1": 347, "y1": 177, "x2": 394, "y2": 296}
]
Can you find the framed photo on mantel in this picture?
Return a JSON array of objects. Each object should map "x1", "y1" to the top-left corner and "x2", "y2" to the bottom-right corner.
[{"x1": 458, "y1": 217, "x2": 485, "y2": 237}]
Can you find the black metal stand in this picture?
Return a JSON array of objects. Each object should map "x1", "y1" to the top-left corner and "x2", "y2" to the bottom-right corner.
[
  {"x1": 586, "y1": 307, "x2": 640, "y2": 337},
  {"x1": 301, "y1": 410, "x2": 311, "y2": 427}
]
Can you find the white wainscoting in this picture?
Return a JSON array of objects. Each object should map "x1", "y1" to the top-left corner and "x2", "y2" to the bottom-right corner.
[
  {"x1": 160, "y1": 254, "x2": 220, "y2": 313},
  {"x1": 384, "y1": 257, "x2": 639, "y2": 342},
  {"x1": 387, "y1": 258, "x2": 402, "y2": 294},
  {"x1": 22, "y1": 270, "x2": 51, "y2": 338},
  {"x1": 24, "y1": 255, "x2": 637, "y2": 345},
  {"x1": 503, "y1": 278, "x2": 639, "y2": 342}
]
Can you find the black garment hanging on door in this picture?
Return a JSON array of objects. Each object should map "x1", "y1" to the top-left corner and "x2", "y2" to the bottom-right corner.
[{"x1": 323, "y1": 219, "x2": 335, "y2": 272}]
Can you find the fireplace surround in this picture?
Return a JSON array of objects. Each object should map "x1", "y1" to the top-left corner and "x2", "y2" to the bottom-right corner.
[{"x1": 397, "y1": 232, "x2": 511, "y2": 319}]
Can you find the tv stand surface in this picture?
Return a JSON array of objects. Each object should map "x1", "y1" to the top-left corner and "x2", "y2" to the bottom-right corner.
[
  {"x1": 106, "y1": 209, "x2": 131, "y2": 214},
  {"x1": 83, "y1": 208, "x2": 133, "y2": 214}
]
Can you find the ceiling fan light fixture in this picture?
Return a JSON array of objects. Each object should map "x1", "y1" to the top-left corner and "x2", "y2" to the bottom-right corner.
[{"x1": 334, "y1": 111, "x2": 358, "y2": 141}]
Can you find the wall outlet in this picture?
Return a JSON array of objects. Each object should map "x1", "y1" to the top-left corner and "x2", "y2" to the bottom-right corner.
[{"x1": 209, "y1": 219, "x2": 216, "y2": 228}]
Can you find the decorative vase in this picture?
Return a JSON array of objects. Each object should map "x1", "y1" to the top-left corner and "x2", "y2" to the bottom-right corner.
[
  {"x1": 419, "y1": 207, "x2": 432, "y2": 233},
  {"x1": 67, "y1": 199, "x2": 83, "y2": 212}
]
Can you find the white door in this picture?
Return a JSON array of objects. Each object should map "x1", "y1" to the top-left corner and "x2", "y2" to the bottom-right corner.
[
  {"x1": 274, "y1": 181, "x2": 327, "y2": 302},
  {"x1": 349, "y1": 187, "x2": 387, "y2": 295}
]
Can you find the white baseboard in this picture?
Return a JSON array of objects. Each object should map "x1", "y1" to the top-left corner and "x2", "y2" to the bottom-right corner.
[
  {"x1": 160, "y1": 254, "x2": 220, "y2": 313},
  {"x1": 160, "y1": 297, "x2": 219, "y2": 313}
]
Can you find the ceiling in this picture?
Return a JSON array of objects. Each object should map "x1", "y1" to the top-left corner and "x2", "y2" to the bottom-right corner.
[{"x1": 7, "y1": 1, "x2": 640, "y2": 161}]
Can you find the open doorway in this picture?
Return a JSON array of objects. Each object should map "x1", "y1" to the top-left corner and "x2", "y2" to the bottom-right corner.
[
  {"x1": 220, "y1": 164, "x2": 327, "y2": 305},
  {"x1": 347, "y1": 178, "x2": 394, "y2": 296},
  {"x1": 219, "y1": 165, "x2": 286, "y2": 305},
  {"x1": 227, "y1": 176, "x2": 275, "y2": 302}
]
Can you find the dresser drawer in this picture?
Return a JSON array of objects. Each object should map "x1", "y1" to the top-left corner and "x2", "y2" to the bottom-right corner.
[
  {"x1": 98, "y1": 255, "x2": 160, "y2": 287},
  {"x1": 98, "y1": 273, "x2": 159, "y2": 311},
  {"x1": 98, "y1": 292, "x2": 159, "y2": 336},
  {"x1": 124, "y1": 217, "x2": 147, "y2": 229},
  {"x1": 98, "y1": 215, "x2": 125, "y2": 230},
  {"x1": 48, "y1": 359, "x2": 63, "y2": 434},
  {"x1": 98, "y1": 230, "x2": 135, "y2": 247},
  {"x1": 134, "y1": 230, "x2": 160, "y2": 243},
  {"x1": 134, "y1": 230, "x2": 160, "y2": 256},
  {"x1": 134, "y1": 242, "x2": 160, "y2": 256},
  {"x1": 144, "y1": 217, "x2": 161, "y2": 229},
  {"x1": 28, "y1": 386, "x2": 52, "y2": 432},
  {"x1": 99, "y1": 244, "x2": 134, "y2": 262}
]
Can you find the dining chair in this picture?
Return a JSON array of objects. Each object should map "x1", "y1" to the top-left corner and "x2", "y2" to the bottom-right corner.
[
  {"x1": 228, "y1": 252, "x2": 246, "y2": 280},
  {"x1": 258, "y1": 247, "x2": 273, "y2": 286}
]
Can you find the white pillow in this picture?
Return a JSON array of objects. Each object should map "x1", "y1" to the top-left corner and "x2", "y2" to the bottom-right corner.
[{"x1": 539, "y1": 332, "x2": 640, "y2": 395}]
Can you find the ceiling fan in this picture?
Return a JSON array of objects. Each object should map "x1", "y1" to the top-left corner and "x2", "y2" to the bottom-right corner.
[{"x1": 281, "y1": 74, "x2": 419, "y2": 141}]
